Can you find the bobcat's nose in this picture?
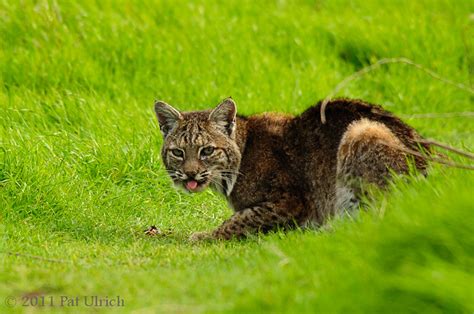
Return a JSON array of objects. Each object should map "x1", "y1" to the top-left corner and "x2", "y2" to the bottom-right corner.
[
  {"x1": 183, "y1": 160, "x2": 200, "y2": 179},
  {"x1": 184, "y1": 171, "x2": 198, "y2": 179}
]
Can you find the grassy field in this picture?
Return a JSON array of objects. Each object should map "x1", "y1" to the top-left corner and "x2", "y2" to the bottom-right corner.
[{"x1": 1, "y1": 0, "x2": 473, "y2": 313}]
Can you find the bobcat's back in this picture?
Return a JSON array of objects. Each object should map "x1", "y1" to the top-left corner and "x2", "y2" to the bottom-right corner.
[{"x1": 230, "y1": 99, "x2": 429, "y2": 226}]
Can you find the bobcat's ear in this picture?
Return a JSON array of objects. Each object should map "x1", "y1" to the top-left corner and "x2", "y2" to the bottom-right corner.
[
  {"x1": 209, "y1": 98, "x2": 237, "y2": 137},
  {"x1": 154, "y1": 100, "x2": 182, "y2": 137}
]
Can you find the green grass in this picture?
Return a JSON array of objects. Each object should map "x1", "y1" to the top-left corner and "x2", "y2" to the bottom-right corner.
[{"x1": 1, "y1": 0, "x2": 473, "y2": 313}]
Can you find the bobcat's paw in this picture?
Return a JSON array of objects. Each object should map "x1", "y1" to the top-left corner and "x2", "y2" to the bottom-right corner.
[{"x1": 189, "y1": 231, "x2": 214, "y2": 243}]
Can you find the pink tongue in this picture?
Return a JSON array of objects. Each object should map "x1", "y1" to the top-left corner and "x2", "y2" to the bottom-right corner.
[{"x1": 186, "y1": 180, "x2": 198, "y2": 190}]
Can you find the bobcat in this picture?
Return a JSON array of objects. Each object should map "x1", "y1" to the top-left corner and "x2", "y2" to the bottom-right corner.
[{"x1": 154, "y1": 98, "x2": 429, "y2": 241}]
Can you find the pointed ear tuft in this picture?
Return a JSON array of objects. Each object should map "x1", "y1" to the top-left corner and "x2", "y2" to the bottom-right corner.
[
  {"x1": 154, "y1": 101, "x2": 182, "y2": 137},
  {"x1": 209, "y1": 98, "x2": 237, "y2": 137}
]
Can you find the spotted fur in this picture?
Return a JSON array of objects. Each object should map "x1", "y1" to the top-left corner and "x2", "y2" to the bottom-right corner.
[{"x1": 154, "y1": 98, "x2": 430, "y2": 240}]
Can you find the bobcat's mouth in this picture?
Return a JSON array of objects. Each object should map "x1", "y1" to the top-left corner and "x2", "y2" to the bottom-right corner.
[{"x1": 184, "y1": 179, "x2": 209, "y2": 192}]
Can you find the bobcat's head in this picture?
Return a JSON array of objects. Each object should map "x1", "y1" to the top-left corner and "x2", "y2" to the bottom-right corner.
[{"x1": 154, "y1": 98, "x2": 241, "y2": 195}]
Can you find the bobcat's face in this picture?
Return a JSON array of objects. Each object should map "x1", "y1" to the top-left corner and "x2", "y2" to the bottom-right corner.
[{"x1": 154, "y1": 99, "x2": 241, "y2": 195}]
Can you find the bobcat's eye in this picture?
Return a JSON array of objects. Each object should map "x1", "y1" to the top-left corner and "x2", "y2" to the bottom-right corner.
[
  {"x1": 170, "y1": 148, "x2": 184, "y2": 158},
  {"x1": 200, "y1": 146, "x2": 215, "y2": 158}
]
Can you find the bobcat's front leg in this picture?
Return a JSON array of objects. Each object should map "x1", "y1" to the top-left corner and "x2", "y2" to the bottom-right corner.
[{"x1": 190, "y1": 201, "x2": 300, "y2": 241}]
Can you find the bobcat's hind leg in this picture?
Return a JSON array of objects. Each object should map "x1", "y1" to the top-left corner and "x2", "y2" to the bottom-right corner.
[{"x1": 335, "y1": 119, "x2": 410, "y2": 212}]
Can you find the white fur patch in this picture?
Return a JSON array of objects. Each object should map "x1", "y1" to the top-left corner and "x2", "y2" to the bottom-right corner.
[{"x1": 335, "y1": 184, "x2": 359, "y2": 213}]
